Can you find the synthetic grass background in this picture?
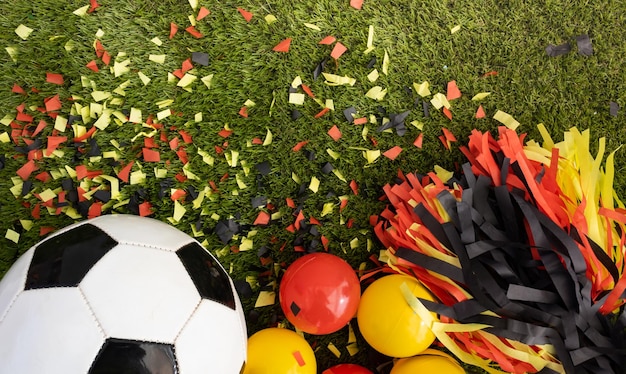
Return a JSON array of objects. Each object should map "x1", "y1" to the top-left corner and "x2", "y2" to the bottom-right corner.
[{"x1": 0, "y1": 0, "x2": 625, "y2": 372}]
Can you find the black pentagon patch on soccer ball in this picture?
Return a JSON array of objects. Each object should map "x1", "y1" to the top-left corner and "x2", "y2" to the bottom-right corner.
[
  {"x1": 89, "y1": 338, "x2": 177, "y2": 374},
  {"x1": 176, "y1": 242, "x2": 236, "y2": 310},
  {"x1": 25, "y1": 224, "x2": 117, "y2": 290}
]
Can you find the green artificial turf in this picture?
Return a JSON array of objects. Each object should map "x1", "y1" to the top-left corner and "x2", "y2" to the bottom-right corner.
[{"x1": 1, "y1": 0, "x2": 625, "y2": 372}]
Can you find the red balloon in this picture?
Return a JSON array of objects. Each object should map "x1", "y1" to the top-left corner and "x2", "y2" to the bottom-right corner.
[
  {"x1": 322, "y1": 364, "x2": 373, "y2": 374},
  {"x1": 279, "y1": 253, "x2": 360, "y2": 334}
]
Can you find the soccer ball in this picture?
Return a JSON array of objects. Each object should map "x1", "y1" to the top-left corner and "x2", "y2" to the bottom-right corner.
[{"x1": 0, "y1": 214, "x2": 247, "y2": 373}]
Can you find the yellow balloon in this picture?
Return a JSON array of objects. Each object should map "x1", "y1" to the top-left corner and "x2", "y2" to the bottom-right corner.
[
  {"x1": 390, "y1": 349, "x2": 465, "y2": 374},
  {"x1": 357, "y1": 274, "x2": 437, "y2": 357},
  {"x1": 244, "y1": 328, "x2": 316, "y2": 374}
]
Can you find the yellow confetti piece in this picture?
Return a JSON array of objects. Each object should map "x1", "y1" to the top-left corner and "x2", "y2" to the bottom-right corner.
[
  {"x1": 493, "y1": 110, "x2": 520, "y2": 130},
  {"x1": 263, "y1": 128, "x2": 273, "y2": 146},
  {"x1": 434, "y1": 165, "x2": 453, "y2": 183},
  {"x1": 91, "y1": 91, "x2": 111, "y2": 102},
  {"x1": 291, "y1": 76, "x2": 302, "y2": 88},
  {"x1": 177, "y1": 73, "x2": 197, "y2": 87},
  {"x1": 321, "y1": 202, "x2": 335, "y2": 217},
  {"x1": 363, "y1": 149, "x2": 381, "y2": 164},
  {"x1": 309, "y1": 176, "x2": 320, "y2": 193},
  {"x1": 364, "y1": 25, "x2": 375, "y2": 54},
  {"x1": 289, "y1": 93, "x2": 305, "y2": 105},
  {"x1": 195, "y1": 112, "x2": 203, "y2": 122},
  {"x1": 430, "y1": 93, "x2": 451, "y2": 110},
  {"x1": 236, "y1": 173, "x2": 247, "y2": 189},
  {"x1": 346, "y1": 343, "x2": 359, "y2": 356},
  {"x1": 5, "y1": 229, "x2": 19, "y2": 244},
  {"x1": 15, "y1": 24, "x2": 33, "y2": 40},
  {"x1": 327, "y1": 148, "x2": 340, "y2": 160},
  {"x1": 188, "y1": 14, "x2": 197, "y2": 27},
  {"x1": 65, "y1": 40, "x2": 77, "y2": 52},
  {"x1": 244, "y1": 99, "x2": 256, "y2": 107},
  {"x1": 73, "y1": 5, "x2": 90, "y2": 16},
  {"x1": 201, "y1": 74, "x2": 214, "y2": 88},
  {"x1": 367, "y1": 69, "x2": 379, "y2": 82},
  {"x1": 365, "y1": 86, "x2": 387, "y2": 101},
  {"x1": 173, "y1": 200, "x2": 186, "y2": 222},
  {"x1": 382, "y1": 49, "x2": 390, "y2": 75},
  {"x1": 167, "y1": 72, "x2": 177, "y2": 83},
  {"x1": 303, "y1": 23, "x2": 321, "y2": 31},
  {"x1": 322, "y1": 73, "x2": 356, "y2": 86},
  {"x1": 410, "y1": 120, "x2": 424, "y2": 130},
  {"x1": 150, "y1": 37, "x2": 162, "y2": 46},
  {"x1": 229, "y1": 150, "x2": 239, "y2": 167},
  {"x1": 325, "y1": 99, "x2": 335, "y2": 110},
  {"x1": 332, "y1": 169, "x2": 347, "y2": 182},
  {"x1": 93, "y1": 111, "x2": 111, "y2": 130},
  {"x1": 188, "y1": 0, "x2": 198, "y2": 9},
  {"x1": 350, "y1": 238, "x2": 359, "y2": 249},
  {"x1": 54, "y1": 115, "x2": 68, "y2": 132},
  {"x1": 157, "y1": 109, "x2": 171, "y2": 120},
  {"x1": 130, "y1": 170, "x2": 147, "y2": 185},
  {"x1": 254, "y1": 291, "x2": 275, "y2": 307},
  {"x1": 6, "y1": 47, "x2": 18, "y2": 62},
  {"x1": 451, "y1": 24, "x2": 461, "y2": 34},
  {"x1": 95, "y1": 28, "x2": 105, "y2": 38},
  {"x1": 327, "y1": 343, "x2": 341, "y2": 358},
  {"x1": 148, "y1": 54, "x2": 166, "y2": 64},
  {"x1": 265, "y1": 14, "x2": 277, "y2": 24},
  {"x1": 113, "y1": 59, "x2": 131, "y2": 77},
  {"x1": 1, "y1": 114, "x2": 14, "y2": 126},
  {"x1": 98, "y1": 175, "x2": 121, "y2": 200},
  {"x1": 0, "y1": 132, "x2": 9, "y2": 143},
  {"x1": 240, "y1": 238, "x2": 253, "y2": 251},
  {"x1": 414, "y1": 81, "x2": 431, "y2": 97},
  {"x1": 472, "y1": 92, "x2": 491, "y2": 101},
  {"x1": 291, "y1": 172, "x2": 301, "y2": 184},
  {"x1": 39, "y1": 189, "x2": 57, "y2": 202},
  {"x1": 129, "y1": 108, "x2": 142, "y2": 124},
  {"x1": 19, "y1": 220, "x2": 33, "y2": 231}
]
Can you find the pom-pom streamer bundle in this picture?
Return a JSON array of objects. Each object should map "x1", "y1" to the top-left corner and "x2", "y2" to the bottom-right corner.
[{"x1": 375, "y1": 126, "x2": 626, "y2": 373}]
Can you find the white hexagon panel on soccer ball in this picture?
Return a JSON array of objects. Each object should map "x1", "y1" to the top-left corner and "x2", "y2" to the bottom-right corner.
[
  {"x1": 88, "y1": 215, "x2": 195, "y2": 251},
  {"x1": 175, "y1": 299, "x2": 247, "y2": 373},
  {"x1": 0, "y1": 248, "x2": 34, "y2": 322},
  {"x1": 0, "y1": 287, "x2": 105, "y2": 373},
  {"x1": 80, "y1": 243, "x2": 201, "y2": 343}
]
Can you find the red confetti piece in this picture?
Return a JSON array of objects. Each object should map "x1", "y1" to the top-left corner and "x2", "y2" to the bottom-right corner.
[
  {"x1": 172, "y1": 69, "x2": 184, "y2": 79},
  {"x1": 239, "y1": 106, "x2": 249, "y2": 118},
  {"x1": 117, "y1": 161, "x2": 134, "y2": 183},
  {"x1": 17, "y1": 160, "x2": 37, "y2": 180},
  {"x1": 383, "y1": 145, "x2": 403, "y2": 160},
  {"x1": 142, "y1": 148, "x2": 161, "y2": 162},
  {"x1": 237, "y1": 7, "x2": 253, "y2": 22},
  {"x1": 294, "y1": 210, "x2": 305, "y2": 230},
  {"x1": 137, "y1": 202, "x2": 153, "y2": 216},
  {"x1": 442, "y1": 127, "x2": 457, "y2": 142},
  {"x1": 88, "y1": 202, "x2": 102, "y2": 218},
  {"x1": 88, "y1": 0, "x2": 100, "y2": 13},
  {"x1": 301, "y1": 84, "x2": 315, "y2": 98},
  {"x1": 94, "y1": 40, "x2": 105, "y2": 58},
  {"x1": 218, "y1": 129, "x2": 233, "y2": 138},
  {"x1": 101, "y1": 51, "x2": 111, "y2": 66},
  {"x1": 438, "y1": 135, "x2": 450, "y2": 150},
  {"x1": 31, "y1": 204, "x2": 41, "y2": 220},
  {"x1": 253, "y1": 211, "x2": 271, "y2": 226},
  {"x1": 176, "y1": 148, "x2": 189, "y2": 164},
  {"x1": 46, "y1": 73, "x2": 64, "y2": 85},
  {"x1": 144, "y1": 137, "x2": 158, "y2": 149},
  {"x1": 179, "y1": 130, "x2": 193, "y2": 144},
  {"x1": 197, "y1": 6, "x2": 211, "y2": 20},
  {"x1": 285, "y1": 224, "x2": 296, "y2": 233},
  {"x1": 44, "y1": 95, "x2": 62, "y2": 112},
  {"x1": 170, "y1": 189, "x2": 187, "y2": 201},
  {"x1": 86, "y1": 60, "x2": 99, "y2": 72},
  {"x1": 353, "y1": 117, "x2": 367, "y2": 125},
  {"x1": 181, "y1": 58, "x2": 193, "y2": 73},
  {"x1": 309, "y1": 216, "x2": 320, "y2": 225},
  {"x1": 319, "y1": 35, "x2": 336, "y2": 45},
  {"x1": 292, "y1": 351, "x2": 306, "y2": 367},
  {"x1": 446, "y1": 80, "x2": 462, "y2": 100},
  {"x1": 350, "y1": 0, "x2": 363, "y2": 9},
  {"x1": 321, "y1": 235, "x2": 329, "y2": 251},
  {"x1": 169, "y1": 137, "x2": 179, "y2": 150},
  {"x1": 327, "y1": 125, "x2": 342, "y2": 141},
  {"x1": 251, "y1": 137, "x2": 263, "y2": 145},
  {"x1": 369, "y1": 215, "x2": 379, "y2": 226},
  {"x1": 330, "y1": 42, "x2": 348, "y2": 59},
  {"x1": 169, "y1": 23, "x2": 178, "y2": 39},
  {"x1": 443, "y1": 107, "x2": 453, "y2": 120},
  {"x1": 40, "y1": 226, "x2": 55, "y2": 236},
  {"x1": 482, "y1": 70, "x2": 498, "y2": 78},
  {"x1": 11, "y1": 84, "x2": 26, "y2": 95},
  {"x1": 45, "y1": 136, "x2": 67, "y2": 156},
  {"x1": 272, "y1": 38, "x2": 292, "y2": 53},
  {"x1": 413, "y1": 133, "x2": 424, "y2": 148},
  {"x1": 72, "y1": 126, "x2": 97, "y2": 142},
  {"x1": 32, "y1": 120, "x2": 48, "y2": 137},
  {"x1": 314, "y1": 107, "x2": 330, "y2": 118},
  {"x1": 35, "y1": 172, "x2": 51, "y2": 183},
  {"x1": 340, "y1": 198, "x2": 349, "y2": 211},
  {"x1": 350, "y1": 180, "x2": 359, "y2": 195},
  {"x1": 185, "y1": 26, "x2": 204, "y2": 38},
  {"x1": 175, "y1": 173, "x2": 187, "y2": 183},
  {"x1": 16, "y1": 112, "x2": 33, "y2": 123},
  {"x1": 346, "y1": 218, "x2": 354, "y2": 228},
  {"x1": 475, "y1": 105, "x2": 486, "y2": 119},
  {"x1": 292, "y1": 140, "x2": 309, "y2": 152},
  {"x1": 285, "y1": 197, "x2": 296, "y2": 208}
]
